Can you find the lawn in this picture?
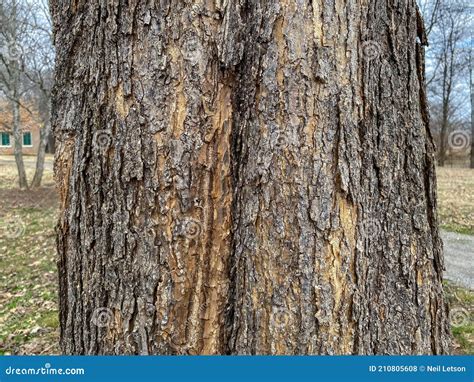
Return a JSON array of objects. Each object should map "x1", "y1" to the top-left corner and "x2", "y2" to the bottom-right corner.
[
  {"x1": 0, "y1": 159, "x2": 472, "y2": 354},
  {"x1": 0, "y1": 157, "x2": 59, "y2": 354},
  {"x1": 437, "y1": 167, "x2": 474, "y2": 235},
  {"x1": 444, "y1": 281, "x2": 474, "y2": 354}
]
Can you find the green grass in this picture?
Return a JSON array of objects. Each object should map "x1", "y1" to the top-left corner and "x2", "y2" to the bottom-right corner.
[
  {"x1": 452, "y1": 326, "x2": 474, "y2": 354},
  {"x1": 443, "y1": 281, "x2": 474, "y2": 354},
  {"x1": 0, "y1": 204, "x2": 59, "y2": 355},
  {"x1": 441, "y1": 223, "x2": 474, "y2": 236},
  {"x1": 437, "y1": 167, "x2": 474, "y2": 235}
]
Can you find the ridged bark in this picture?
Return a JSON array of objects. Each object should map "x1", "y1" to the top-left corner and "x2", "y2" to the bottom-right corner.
[{"x1": 51, "y1": 0, "x2": 450, "y2": 355}]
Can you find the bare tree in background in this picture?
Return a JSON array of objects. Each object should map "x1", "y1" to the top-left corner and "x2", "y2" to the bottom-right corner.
[
  {"x1": 418, "y1": 0, "x2": 441, "y2": 39},
  {"x1": 0, "y1": 0, "x2": 54, "y2": 188},
  {"x1": 423, "y1": 0, "x2": 472, "y2": 166},
  {"x1": 0, "y1": 0, "x2": 29, "y2": 188},
  {"x1": 25, "y1": 0, "x2": 54, "y2": 187}
]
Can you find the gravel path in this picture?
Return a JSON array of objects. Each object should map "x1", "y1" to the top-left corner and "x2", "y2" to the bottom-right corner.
[{"x1": 441, "y1": 230, "x2": 474, "y2": 290}]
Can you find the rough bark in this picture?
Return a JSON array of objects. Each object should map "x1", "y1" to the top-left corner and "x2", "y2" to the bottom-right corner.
[{"x1": 51, "y1": 0, "x2": 450, "y2": 355}]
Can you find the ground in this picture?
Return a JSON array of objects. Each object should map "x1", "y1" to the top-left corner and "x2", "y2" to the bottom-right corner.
[
  {"x1": 0, "y1": 157, "x2": 472, "y2": 354},
  {"x1": 0, "y1": 156, "x2": 58, "y2": 354},
  {"x1": 437, "y1": 167, "x2": 474, "y2": 235}
]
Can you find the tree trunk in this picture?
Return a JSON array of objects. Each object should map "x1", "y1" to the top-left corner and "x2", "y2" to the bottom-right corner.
[
  {"x1": 46, "y1": 133, "x2": 55, "y2": 154},
  {"x1": 31, "y1": 121, "x2": 51, "y2": 188},
  {"x1": 51, "y1": 0, "x2": 450, "y2": 355},
  {"x1": 438, "y1": 104, "x2": 448, "y2": 167},
  {"x1": 12, "y1": 97, "x2": 28, "y2": 189},
  {"x1": 438, "y1": 60, "x2": 450, "y2": 167}
]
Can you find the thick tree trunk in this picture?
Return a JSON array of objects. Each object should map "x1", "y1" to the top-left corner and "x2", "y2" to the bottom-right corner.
[
  {"x1": 31, "y1": 121, "x2": 51, "y2": 188},
  {"x1": 51, "y1": 0, "x2": 450, "y2": 355}
]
